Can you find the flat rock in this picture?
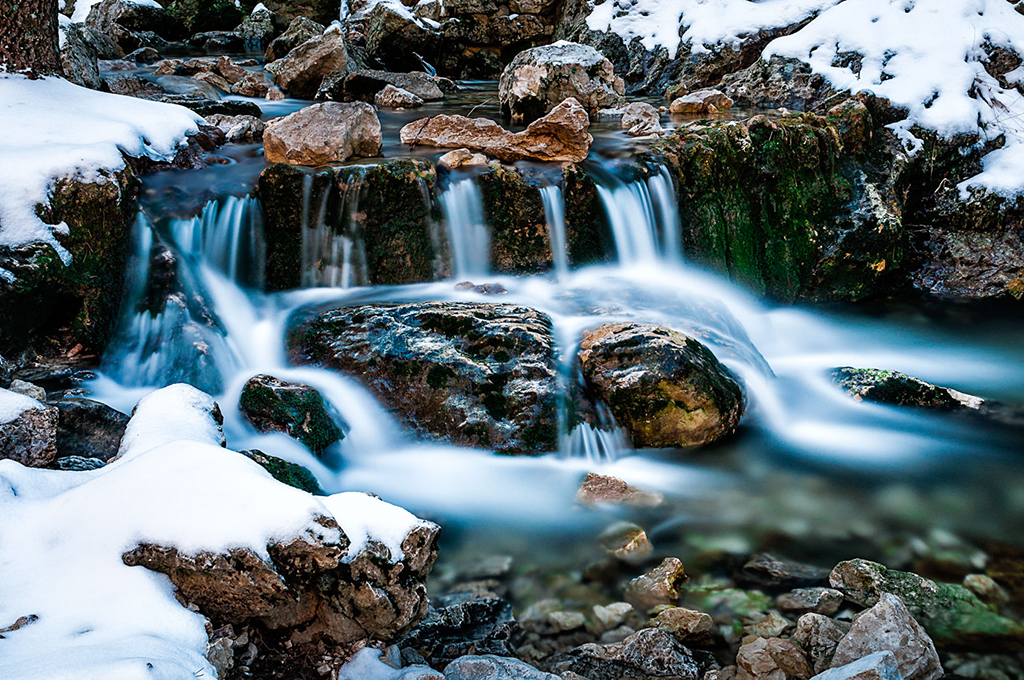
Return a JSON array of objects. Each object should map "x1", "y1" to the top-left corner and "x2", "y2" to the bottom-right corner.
[
  {"x1": 376, "y1": 84, "x2": 424, "y2": 108},
  {"x1": 830, "y1": 367, "x2": 982, "y2": 410},
  {"x1": 263, "y1": 101, "x2": 382, "y2": 166},
  {"x1": 669, "y1": 89, "x2": 734, "y2": 114},
  {"x1": 811, "y1": 651, "x2": 903, "y2": 680}
]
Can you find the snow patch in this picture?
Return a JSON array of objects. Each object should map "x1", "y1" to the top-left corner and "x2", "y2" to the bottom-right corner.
[
  {"x1": 321, "y1": 491, "x2": 431, "y2": 561},
  {"x1": 0, "y1": 75, "x2": 201, "y2": 262},
  {"x1": 338, "y1": 648, "x2": 441, "y2": 680},
  {"x1": 0, "y1": 387, "x2": 42, "y2": 424},
  {"x1": 117, "y1": 383, "x2": 226, "y2": 457},
  {"x1": 70, "y1": 0, "x2": 163, "y2": 24}
]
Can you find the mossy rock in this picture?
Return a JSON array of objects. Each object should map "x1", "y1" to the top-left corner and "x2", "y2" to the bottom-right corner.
[
  {"x1": 0, "y1": 166, "x2": 139, "y2": 357},
  {"x1": 239, "y1": 374, "x2": 344, "y2": 455},
  {"x1": 563, "y1": 162, "x2": 614, "y2": 267},
  {"x1": 831, "y1": 367, "x2": 975, "y2": 409},
  {"x1": 831, "y1": 558, "x2": 1024, "y2": 652},
  {"x1": 242, "y1": 449, "x2": 323, "y2": 495},
  {"x1": 477, "y1": 164, "x2": 552, "y2": 274},
  {"x1": 165, "y1": 0, "x2": 245, "y2": 33}
]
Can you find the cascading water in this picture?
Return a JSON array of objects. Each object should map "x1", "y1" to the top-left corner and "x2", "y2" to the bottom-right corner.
[
  {"x1": 171, "y1": 194, "x2": 265, "y2": 288},
  {"x1": 593, "y1": 162, "x2": 683, "y2": 264},
  {"x1": 300, "y1": 170, "x2": 371, "y2": 289},
  {"x1": 439, "y1": 175, "x2": 490, "y2": 277},
  {"x1": 540, "y1": 185, "x2": 569, "y2": 278}
]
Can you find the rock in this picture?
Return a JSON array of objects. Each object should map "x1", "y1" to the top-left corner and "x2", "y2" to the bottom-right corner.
[
  {"x1": 669, "y1": 89, "x2": 734, "y2": 114},
  {"x1": 234, "y1": 5, "x2": 278, "y2": 49},
  {"x1": 186, "y1": 30, "x2": 245, "y2": 51},
  {"x1": 56, "y1": 455, "x2": 106, "y2": 471},
  {"x1": 229, "y1": 72, "x2": 273, "y2": 97},
  {"x1": 194, "y1": 70, "x2": 232, "y2": 92},
  {"x1": 266, "y1": 86, "x2": 286, "y2": 101},
  {"x1": 254, "y1": 0, "x2": 335, "y2": 26},
  {"x1": 266, "y1": 24, "x2": 351, "y2": 98},
  {"x1": 751, "y1": 612, "x2": 792, "y2": 638},
  {"x1": 963, "y1": 574, "x2": 1009, "y2": 606},
  {"x1": 60, "y1": 23, "x2": 104, "y2": 90},
  {"x1": 625, "y1": 557, "x2": 687, "y2": 611},
  {"x1": 239, "y1": 374, "x2": 343, "y2": 455},
  {"x1": 736, "y1": 636, "x2": 813, "y2": 680},
  {"x1": 720, "y1": 56, "x2": 837, "y2": 112},
  {"x1": 104, "y1": 72, "x2": 164, "y2": 97},
  {"x1": 164, "y1": 0, "x2": 244, "y2": 34},
  {"x1": 9, "y1": 379, "x2": 45, "y2": 401},
  {"x1": 364, "y1": 2, "x2": 441, "y2": 74},
  {"x1": 793, "y1": 613, "x2": 850, "y2": 674},
  {"x1": 50, "y1": 398, "x2": 128, "y2": 461},
  {"x1": 215, "y1": 55, "x2": 248, "y2": 84},
  {"x1": 0, "y1": 389, "x2": 58, "y2": 468},
  {"x1": 597, "y1": 102, "x2": 663, "y2": 136},
  {"x1": 117, "y1": 384, "x2": 226, "y2": 457},
  {"x1": 376, "y1": 84, "x2": 424, "y2": 108},
  {"x1": 154, "y1": 74, "x2": 221, "y2": 99},
  {"x1": 79, "y1": 25, "x2": 123, "y2": 60},
  {"x1": 554, "y1": 628, "x2": 708, "y2": 680},
  {"x1": 265, "y1": 15, "x2": 325, "y2": 62},
  {"x1": 548, "y1": 610, "x2": 587, "y2": 632},
  {"x1": 439, "y1": 148, "x2": 489, "y2": 168},
  {"x1": 400, "y1": 98, "x2": 593, "y2": 163},
  {"x1": 777, "y1": 588, "x2": 844, "y2": 616},
  {"x1": 291, "y1": 302, "x2": 559, "y2": 455},
  {"x1": 829, "y1": 559, "x2": 1024, "y2": 651},
  {"x1": 598, "y1": 522, "x2": 653, "y2": 563},
  {"x1": 593, "y1": 602, "x2": 633, "y2": 631},
  {"x1": 811, "y1": 651, "x2": 903, "y2": 680},
  {"x1": 651, "y1": 607, "x2": 714, "y2": 644},
  {"x1": 830, "y1": 368, "x2": 982, "y2": 410},
  {"x1": 326, "y1": 69, "x2": 446, "y2": 103},
  {"x1": 444, "y1": 655, "x2": 560, "y2": 680},
  {"x1": 125, "y1": 46, "x2": 160, "y2": 63},
  {"x1": 86, "y1": 0, "x2": 187, "y2": 52},
  {"x1": 741, "y1": 554, "x2": 831, "y2": 589},
  {"x1": 263, "y1": 102, "x2": 382, "y2": 166},
  {"x1": 398, "y1": 596, "x2": 519, "y2": 667},
  {"x1": 205, "y1": 114, "x2": 266, "y2": 143},
  {"x1": 240, "y1": 449, "x2": 323, "y2": 494},
  {"x1": 576, "y1": 472, "x2": 664, "y2": 507},
  {"x1": 98, "y1": 58, "x2": 136, "y2": 71},
  {"x1": 499, "y1": 41, "x2": 624, "y2": 121},
  {"x1": 831, "y1": 593, "x2": 942, "y2": 680},
  {"x1": 577, "y1": 322, "x2": 745, "y2": 449}
]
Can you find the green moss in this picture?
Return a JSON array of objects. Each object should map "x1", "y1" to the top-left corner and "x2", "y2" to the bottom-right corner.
[
  {"x1": 242, "y1": 449, "x2": 323, "y2": 495},
  {"x1": 239, "y1": 375, "x2": 343, "y2": 454},
  {"x1": 478, "y1": 165, "x2": 551, "y2": 273},
  {"x1": 165, "y1": 0, "x2": 245, "y2": 32}
]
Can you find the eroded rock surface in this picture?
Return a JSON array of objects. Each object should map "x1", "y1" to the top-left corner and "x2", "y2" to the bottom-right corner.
[{"x1": 263, "y1": 102, "x2": 382, "y2": 166}]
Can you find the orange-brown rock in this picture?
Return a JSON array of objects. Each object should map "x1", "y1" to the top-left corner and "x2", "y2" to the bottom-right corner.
[{"x1": 263, "y1": 102, "x2": 382, "y2": 166}]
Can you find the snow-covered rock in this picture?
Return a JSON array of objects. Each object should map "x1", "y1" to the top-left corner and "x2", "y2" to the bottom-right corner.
[{"x1": 0, "y1": 387, "x2": 58, "y2": 468}]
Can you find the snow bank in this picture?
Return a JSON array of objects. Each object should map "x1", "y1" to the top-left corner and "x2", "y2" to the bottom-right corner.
[
  {"x1": 338, "y1": 648, "x2": 441, "y2": 680},
  {"x1": 0, "y1": 386, "x2": 42, "y2": 424},
  {"x1": 70, "y1": 0, "x2": 163, "y2": 24},
  {"x1": 0, "y1": 75, "x2": 201, "y2": 266},
  {"x1": 0, "y1": 384, "x2": 432, "y2": 680},
  {"x1": 117, "y1": 382, "x2": 226, "y2": 456}
]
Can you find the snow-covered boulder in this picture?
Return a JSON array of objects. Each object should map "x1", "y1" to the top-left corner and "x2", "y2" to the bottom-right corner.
[
  {"x1": 0, "y1": 388, "x2": 58, "y2": 468},
  {"x1": 234, "y1": 3, "x2": 281, "y2": 50},
  {"x1": 263, "y1": 102, "x2": 382, "y2": 166},
  {"x1": 499, "y1": 41, "x2": 624, "y2": 121},
  {"x1": 266, "y1": 24, "x2": 352, "y2": 98}
]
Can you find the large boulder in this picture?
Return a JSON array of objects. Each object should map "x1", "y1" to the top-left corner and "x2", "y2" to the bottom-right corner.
[
  {"x1": 0, "y1": 388, "x2": 58, "y2": 468},
  {"x1": 263, "y1": 102, "x2": 382, "y2": 166},
  {"x1": 86, "y1": 0, "x2": 187, "y2": 52},
  {"x1": 264, "y1": 15, "x2": 325, "y2": 62},
  {"x1": 266, "y1": 24, "x2": 351, "y2": 99},
  {"x1": 400, "y1": 97, "x2": 593, "y2": 163},
  {"x1": 577, "y1": 322, "x2": 744, "y2": 449},
  {"x1": 322, "y1": 69, "x2": 446, "y2": 102},
  {"x1": 239, "y1": 374, "x2": 344, "y2": 455},
  {"x1": 499, "y1": 41, "x2": 624, "y2": 121},
  {"x1": 364, "y1": 2, "x2": 442, "y2": 74},
  {"x1": 289, "y1": 302, "x2": 560, "y2": 455},
  {"x1": 59, "y1": 23, "x2": 103, "y2": 90},
  {"x1": 721, "y1": 55, "x2": 839, "y2": 112}
]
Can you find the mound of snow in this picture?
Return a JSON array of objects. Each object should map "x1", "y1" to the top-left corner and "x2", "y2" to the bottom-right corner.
[
  {"x1": 0, "y1": 75, "x2": 201, "y2": 267},
  {"x1": 0, "y1": 386, "x2": 42, "y2": 424}
]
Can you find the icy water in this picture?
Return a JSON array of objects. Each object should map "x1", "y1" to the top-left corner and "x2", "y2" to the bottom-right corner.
[{"x1": 89, "y1": 79, "x2": 1024, "y2": 575}]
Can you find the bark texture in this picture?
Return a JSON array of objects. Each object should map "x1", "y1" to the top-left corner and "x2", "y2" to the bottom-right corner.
[{"x1": 0, "y1": 0, "x2": 61, "y2": 76}]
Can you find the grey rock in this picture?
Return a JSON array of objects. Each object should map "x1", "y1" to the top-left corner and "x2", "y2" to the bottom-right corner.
[
  {"x1": 793, "y1": 613, "x2": 850, "y2": 674},
  {"x1": 0, "y1": 398, "x2": 58, "y2": 468},
  {"x1": 741, "y1": 553, "x2": 831, "y2": 589},
  {"x1": 60, "y1": 23, "x2": 104, "y2": 90},
  {"x1": 322, "y1": 69, "x2": 447, "y2": 102},
  {"x1": 398, "y1": 597, "x2": 519, "y2": 668},
  {"x1": 721, "y1": 55, "x2": 839, "y2": 111},
  {"x1": 51, "y1": 398, "x2": 128, "y2": 461},
  {"x1": 554, "y1": 628, "x2": 709, "y2": 680},
  {"x1": 812, "y1": 651, "x2": 903, "y2": 680},
  {"x1": 831, "y1": 594, "x2": 942, "y2": 680},
  {"x1": 234, "y1": 6, "x2": 278, "y2": 49},
  {"x1": 56, "y1": 455, "x2": 106, "y2": 471},
  {"x1": 266, "y1": 25, "x2": 351, "y2": 98},
  {"x1": 777, "y1": 588, "x2": 845, "y2": 616},
  {"x1": 444, "y1": 655, "x2": 560, "y2": 680},
  {"x1": 9, "y1": 379, "x2": 45, "y2": 402},
  {"x1": 830, "y1": 367, "x2": 982, "y2": 410},
  {"x1": 205, "y1": 114, "x2": 266, "y2": 143}
]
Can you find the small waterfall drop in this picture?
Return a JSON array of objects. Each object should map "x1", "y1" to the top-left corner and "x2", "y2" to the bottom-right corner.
[
  {"x1": 300, "y1": 171, "x2": 370, "y2": 289},
  {"x1": 594, "y1": 163, "x2": 682, "y2": 264},
  {"x1": 170, "y1": 195, "x2": 264, "y2": 288},
  {"x1": 540, "y1": 185, "x2": 569, "y2": 278},
  {"x1": 439, "y1": 176, "x2": 490, "y2": 278},
  {"x1": 648, "y1": 165, "x2": 682, "y2": 260}
]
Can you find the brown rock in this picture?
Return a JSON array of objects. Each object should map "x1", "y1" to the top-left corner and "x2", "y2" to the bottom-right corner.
[
  {"x1": 265, "y1": 16, "x2": 325, "y2": 63},
  {"x1": 230, "y1": 72, "x2": 273, "y2": 97},
  {"x1": 670, "y1": 89, "x2": 734, "y2": 114},
  {"x1": 438, "y1": 148, "x2": 489, "y2": 168},
  {"x1": 216, "y1": 56, "x2": 248, "y2": 84},
  {"x1": 0, "y1": 394, "x2": 58, "y2": 468},
  {"x1": 194, "y1": 71, "x2": 232, "y2": 92},
  {"x1": 830, "y1": 593, "x2": 943, "y2": 680},
  {"x1": 651, "y1": 607, "x2": 713, "y2": 643},
  {"x1": 598, "y1": 522, "x2": 652, "y2": 563},
  {"x1": 375, "y1": 84, "x2": 424, "y2": 108},
  {"x1": 266, "y1": 25, "x2": 350, "y2": 98},
  {"x1": 736, "y1": 636, "x2": 812, "y2": 680},
  {"x1": 401, "y1": 98, "x2": 592, "y2": 163},
  {"x1": 205, "y1": 114, "x2": 266, "y2": 143},
  {"x1": 577, "y1": 472, "x2": 664, "y2": 507},
  {"x1": 750, "y1": 612, "x2": 791, "y2": 638},
  {"x1": 625, "y1": 557, "x2": 687, "y2": 611},
  {"x1": 792, "y1": 613, "x2": 849, "y2": 674},
  {"x1": 555, "y1": 628, "x2": 707, "y2": 680},
  {"x1": 263, "y1": 102, "x2": 382, "y2": 166}
]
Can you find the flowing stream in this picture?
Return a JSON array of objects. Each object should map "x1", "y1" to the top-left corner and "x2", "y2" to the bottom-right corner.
[{"x1": 87, "y1": 90, "x2": 1024, "y2": 569}]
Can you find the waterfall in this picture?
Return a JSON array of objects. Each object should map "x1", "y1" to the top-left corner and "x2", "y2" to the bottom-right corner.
[
  {"x1": 648, "y1": 165, "x2": 682, "y2": 260},
  {"x1": 439, "y1": 176, "x2": 490, "y2": 278},
  {"x1": 300, "y1": 171, "x2": 370, "y2": 289},
  {"x1": 540, "y1": 185, "x2": 569, "y2": 278},
  {"x1": 594, "y1": 163, "x2": 682, "y2": 264},
  {"x1": 170, "y1": 195, "x2": 265, "y2": 289}
]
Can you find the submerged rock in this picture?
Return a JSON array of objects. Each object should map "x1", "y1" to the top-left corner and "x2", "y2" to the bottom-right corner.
[
  {"x1": 400, "y1": 98, "x2": 593, "y2": 163},
  {"x1": 323, "y1": 69, "x2": 447, "y2": 103},
  {"x1": 263, "y1": 102, "x2": 382, "y2": 166},
  {"x1": 830, "y1": 367, "x2": 982, "y2": 410},
  {"x1": 553, "y1": 628, "x2": 708, "y2": 680},
  {"x1": 266, "y1": 24, "x2": 351, "y2": 98},
  {"x1": 291, "y1": 302, "x2": 559, "y2": 455},
  {"x1": 239, "y1": 374, "x2": 344, "y2": 455},
  {"x1": 499, "y1": 41, "x2": 624, "y2": 121},
  {"x1": 577, "y1": 322, "x2": 745, "y2": 449}
]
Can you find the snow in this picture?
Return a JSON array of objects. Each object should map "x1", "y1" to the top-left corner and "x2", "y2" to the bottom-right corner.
[
  {"x1": 0, "y1": 75, "x2": 201, "y2": 268},
  {"x1": 321, "y1": 491, "x2": 431, "y2": 561},
  {"x1": 0, "y1": 384, "x2": 431, "y2": 680},
  {"x1": 337, "y1": 648, "x2": 441, "y2": 680},
  {"x1": 0, "y1": 387, "x2": 41, "y2": 424},
  {"x1": 253, "y1": 2, "x2": 269, "y2": 13},
  {"x1": 70, "y1": 0, "x2": 163, "y2": 24}
]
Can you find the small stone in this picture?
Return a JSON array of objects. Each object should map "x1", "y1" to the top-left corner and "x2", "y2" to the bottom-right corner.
[
  {"x1": 736, "y1": 636, "x2": 812, "y2": 680},
  {"x1": 9, "y1": 379, "x2": 45, "y2": 401},
  {"x1": 555, "y1": 628, "x2": 707, "y2": 680},
  {"x1": 439, "y1": 148, "x2": 489, "y2": 168},
  {"x1": 266, "y1": 87, "x2": 285, "y2": 101},
  {"x1": 599, "y1": 522, "x2": 653, "y2": 563},
  {"x1": 444, "y1": 654, "x2": 561, "y2": 679},
  {"x1": 670, "y1": 89, "x2": 733, "y2": 114},
  {"x1": 792, "y1": 613, "x2": 849, "y2": 674},
  {"x1": 194, "y1": 71, "x2": 232, "y2": 92},
  {"x1": 963, "y1": 573, "x2": 1009, "y2": 606},
  {"x1": 625, "y1": 557, "x2": 687, "y2": 611},
  {"x1": 205, "y1": 114, "x2": 266, "y2": 144},
  {"x1": 577, "y1": 472, "x2": 664, "y2": 507},
  {"x1": 375, "y1": 84, "x2": 424, "y2": 108},
  {"x1": 56, "y1": 455, "x2": 106, "y2": 471},
  {"x1": 547, "y1": 610, "x2": 586, "y2": 632},
  {"x1": 812, "y1": 651, "x2": 903, "y2": 680},
  {"x1": 750, "y1": 612, "x2": 791, "y2": 638},
  {"x1": 830, "y1": 593, "x2": 942, "y2": 680},
  {"x1": 741, "y1": 554, "x2": 830, "y2": 588},
  {"x1": 777, "y1": 588, "x2": 844, "y2": 616},
  {"x1": 651, "y1": 607, "x2": 713, "y2": 642},
  {"x1": 593, "y1": 602, "x2": 633, "y2": 631}
]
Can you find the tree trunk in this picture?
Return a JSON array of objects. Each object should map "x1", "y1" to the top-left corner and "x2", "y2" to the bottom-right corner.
[{"x1": 0, "y1": 0, "x2": 61, "y2": 77}]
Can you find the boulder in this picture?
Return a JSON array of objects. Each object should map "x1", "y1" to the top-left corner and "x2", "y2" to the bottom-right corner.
[
  {"x1": 400, "y1": 98, "x2": 593, "y2": 163},
  {"x1": 229, "y1": 72, "x2": 273, "y2": 97},
  {"x1": 104, "y1": 72, "x2": 165, "y2": 96},
  {"x1": 399, "y1": 596, "x2": 519, "y2": 667},
  {"x1": 793, "y1": 613, "x2": 850, "y2": 674},
  {"x1": 499, "y1": 41, "x2": 624, "y2": 121},
  {"x1": 194, "y1": 70, "x2": 232, "y2": 92},
  {"x1": 597, "y1": 102, "x2": 663, "y2": 136},
  {"x1": 736, "y1": 636, "x2": 813, "y2": 680},
  {"x1": 811, "y1": 651, "x2": 903, "y2": 680},
  {"x1": 290, "y1": 302, "x2": 559, "y2": 455},
  {"x1": 50, "y1": 398, "x2": 128, "y2": 461},
  {"x1": 239, "y1": 374, "x2": 344, "y2": 455},
  {"x1": 721, "y1": 56, "x2": 838, "y2": 112},
  {"x1": 86, "y1": 0, "x2": 187, "y2": 51},
  {"x1": 79, "y1": 24, "x2": 123, "y2": 59},
  {"x1": 669, "y1": 89, "x2": 734, "y2": 114},
  {"x1": 444, "y1": 655, "x2": 560, "y2": 680},
  {"x1": 60, "y1": 23, "x2": 103, "y2": 90},
  {"x1": 0, "y1": 388, "x2": 58, "y2": 468},
  {"x1": 554, "y1": 628, "x2": 709, "y2": 680},
  {"x1": 625, "y1": 557, "x2": 687, "y2": 611},
  {"x1": 576, "y1": 472, "x2": 664, "y2": 507},
  {"x1": 830, "y1": 594, "x2": 942, "y2": 680},
  {"x1": 266, "y1": 24, "x2": 351, "y2": 99},
  {"x1": 234, "y1": 5, "x2": 279, "y2": 49},
  {"x1": 205, "y1": 114, "x2": 266, "y2": 143},
  {"x1": 375, "y1": 84, "x2": 424, "y2": 108},
  {"x1": 215, "y1": 55, "x2": 248, "y2": 84},
  {"x1": 265, "y1": 15, "x2": 325, "y2": 63},
  {"x1": 163, "y1": 0, "x2": 244, "y2": 33},
  {"x1": 263, "y1": 102, "x2": 382, "y2": 166},
  {"x1": 324, "y1": 69, "x2": 446, "y2": 102},
  {"x1": 577, "y1": 322, "x2": 745, "y2": 449},
  {"x1": 830, "y1": 367, "x2": 982, "y2": 410},
  {"x1": 364, "y1": 2, "x2": 441, "y2": 73},
  {"x1": 830, "y1": 559, "x2": 1024, "y2": 651}
]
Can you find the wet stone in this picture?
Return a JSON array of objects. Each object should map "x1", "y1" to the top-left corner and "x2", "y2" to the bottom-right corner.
[
  {"x1": 624, "y1": 557, "x2": 687, "y2": 611},
  {"x1": 740, "y1": 554, "x2": 831, "y2": 589},
  {"x1": 599, "y1": 522, "x2": 653, "y2": 563},
  {"x1": 577, "y1": 472, "x2": 665, "y2": 507}
]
